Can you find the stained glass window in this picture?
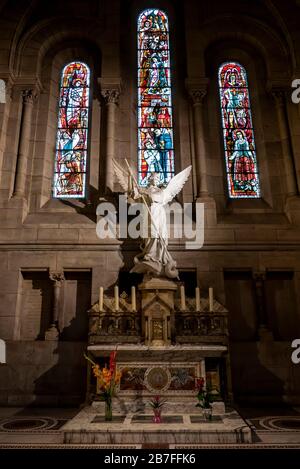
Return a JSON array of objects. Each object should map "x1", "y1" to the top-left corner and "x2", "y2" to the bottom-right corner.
[
  {"x1": 137, "y1": 9, "x2": 174, "y2": 186},
  {"x1": 53, "y1": 61, "x2": 90, "y2": 198},
  {"x1": 218, "y1": 62, "x2": 260, "y2": 198}
]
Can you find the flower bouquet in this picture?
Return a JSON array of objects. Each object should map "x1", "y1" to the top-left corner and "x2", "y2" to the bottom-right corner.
[
  {"x1": 148, "y1": 395, "x2": 167, "y2": 423},
  {"x1": 85, "y1": 351, "x2": 122, "y2": 421},
  {"x1": 195, "y1": 377, "x2": 219, "y2": 420}
]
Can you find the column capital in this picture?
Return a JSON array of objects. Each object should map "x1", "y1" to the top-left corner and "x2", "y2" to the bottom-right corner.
[
  {"x1": 189, "y1": 89, "x2": 207, "y2": 105},
  {"x1": 270, "y1": 89, "x2": 287, "y2": 107},
  {"x1": 253, "y1": 271, "x2": 266, "y2": 282},
  {"x1": 101, "y1": 88, "x2": 120, "y2": 105},
  {"x1": 22, "y1": 89, "x2": 38, "y2": 104},
  {"x1": 49, "y1": 270, "x2": 65, "y2": 286},
  {"x1": 266, "y1": 81, "x2": 290, "y2": 106},
  {"x1": 98, "y1": 77, "x2": 122, "y2": 105},
  {"x1": 185, "y1": 78, "x2": 209, "y2": 105}
]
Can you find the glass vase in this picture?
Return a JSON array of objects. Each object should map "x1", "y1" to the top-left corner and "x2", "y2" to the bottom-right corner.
[
  {"x1": 152, "y1": 408, "x2": 162, "y2": 423},
  {"x1": 105, "y1": 397, "x2": 113, "y2": 421},
  {"x1": 202, "y1": 407, "x2": 212, "y2": 421}
]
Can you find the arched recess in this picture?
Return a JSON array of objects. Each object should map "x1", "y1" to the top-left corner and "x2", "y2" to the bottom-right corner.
[
  {"x1": 28, "y1": 36, "x2": 102, "y2": 210},
  {"x1": 204, "y1": 40, "x2": 274, "y2": 212},
  {"x1": 6, "y1": 10, "x2": 121, "y2": 210},
  {"x1": 185, "y1": 12, "x2": 295, "y2": 216}
]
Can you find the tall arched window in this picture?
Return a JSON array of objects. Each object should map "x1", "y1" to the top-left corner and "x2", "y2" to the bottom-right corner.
[
  {"x1": 137, "y1": 9, "x2": 174, "y2": 186},
  {"x1": 53, "y1": 61, "x2": 90, "y2": 198},
  {"x1": 218, "y1": 62, "x2": 260, "y2": 198}
]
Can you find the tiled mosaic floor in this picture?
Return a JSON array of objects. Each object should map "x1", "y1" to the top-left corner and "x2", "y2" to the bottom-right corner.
[{"x1": 237, "y1": 405, "x2": 300, "y2": 445}]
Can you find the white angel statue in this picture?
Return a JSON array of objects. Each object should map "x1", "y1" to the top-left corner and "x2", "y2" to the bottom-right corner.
[{"x1": 113, "y1": 159, "x2": 192, "y2": 279}]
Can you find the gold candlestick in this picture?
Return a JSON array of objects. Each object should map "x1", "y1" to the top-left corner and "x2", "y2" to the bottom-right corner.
[
  {"x1": 131, "y1": 286, "x2": 136, "y2": 312},
  {"x1": 195, "y1": 287, "x2": 201, "y2": 312},
  {"x1": 114, "y1": 285, "x2": 119, "y2": 311},
  {"x1": 209, "y1": 287, "x2": 214, "y2": 312},
  {"x1": 99, "y1": 286, "x2": 104, "y2": 312},
  {"x1": 180, "y1": 285, "x2": 186, "y2": 310}
]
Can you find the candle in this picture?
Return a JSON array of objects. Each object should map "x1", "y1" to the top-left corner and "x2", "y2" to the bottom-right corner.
[
  {"x1": 209, "y1": 287, "x2": 214, "y2": 312},
  {"x1": 99, "y1": 286, "x2": 104, "y2": 312},
  {"x1": 114, "y1": 285, "x2": 119, "y2": 311},
  {"x1": 131, "y1": 286, "x2": 136, "y2": 312},
  {"x1": 180, "y1": 285, "x2": 186, "y2": 310},
  {"x1": 195, "y1": 287, "x2": 200, "y2": 311}
]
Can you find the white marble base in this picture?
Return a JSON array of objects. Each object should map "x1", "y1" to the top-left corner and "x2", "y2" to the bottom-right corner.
[
  {"x1": 89, "y1": 398, "x2": 225, "y2": 415},
  {"x1": 62, "y1": 404, "x2": 252, "y2": 445}
]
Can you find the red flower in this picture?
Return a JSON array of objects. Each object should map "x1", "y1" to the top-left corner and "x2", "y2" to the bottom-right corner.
[
  {"x1": 109, "y1": 351, "x2": 117, "y2": 373},
  {"x1": 196, "y1": 377, "x2": 205, "y2": 392}
]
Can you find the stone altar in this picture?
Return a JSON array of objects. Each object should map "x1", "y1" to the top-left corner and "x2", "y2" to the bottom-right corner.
[
  {"x1": 86, "y1": 276, "x2": 230, "y2": 402},
  {"x1": 62, "y1": 276, "x2": 252, "y2": 445}
]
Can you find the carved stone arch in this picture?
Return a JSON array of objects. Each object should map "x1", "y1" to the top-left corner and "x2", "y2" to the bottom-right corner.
[
  {"x1": 7, "y1": 0, "x2": 40, "y2": 74},
  {"x1": 40, "y1": 38, "x2": 102, "y2": 92},
  {"x1": 12, "y1": 16, "x2": 105, "y2": 78},
  {"x1": 188, "y1": 14, "x2": 293, "y2": 81},
  {"x1": 263, "y1": 0, "x2": 297, "y2": 72}
]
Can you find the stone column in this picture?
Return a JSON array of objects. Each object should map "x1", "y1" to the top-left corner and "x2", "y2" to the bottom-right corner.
[
  {"x1": 271, "y1": 89, "x2": 297, "y2": 197},
  {"x1": 99, "y1": 80, "x2": 121, "y2": 193},
  {"x1": 13, "y1": 89, "x2": 37, "y2": 198},
  {"x1": 45, "y1": 271, "x2": 65, "y2": 340},
  {"x1": 253, "y1": 272, "x2": 272, "y2": 340},
  {"x1": 0, "y1": 81, "x2": 12, "y2": 176},
  {"x1": 186, "y1": 81, "x2": 209, "y2": 197}
]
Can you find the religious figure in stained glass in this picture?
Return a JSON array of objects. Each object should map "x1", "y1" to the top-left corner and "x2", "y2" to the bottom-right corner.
[
  {"x1": 218, "y1": 62, "x2": 260, "y2": 198},
  {"x1": 53, "y1": 61, "x2": 90, "y2": 198},
  {"x1": 137, "y1": 9, "x2": 174, "y2": 186}
]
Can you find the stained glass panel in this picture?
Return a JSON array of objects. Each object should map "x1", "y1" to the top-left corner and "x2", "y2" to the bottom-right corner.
[
  {"x1": 137, "y1": 9, "x2": 175, "y2": 186},
  {"x1": 218, "y1": 62, "x2": 260, "y2": 198},
  {"x1": 53, "y1": 61, "x2": 90, "y2": 198}
]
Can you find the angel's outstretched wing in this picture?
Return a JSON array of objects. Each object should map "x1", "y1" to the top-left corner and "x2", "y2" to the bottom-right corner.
[
  {"x1": 162, "y1": 165, "x2": 192, "y2": 204},
  {"x1": 112, "y1": 159, "x2": 131, "y2": 193}
]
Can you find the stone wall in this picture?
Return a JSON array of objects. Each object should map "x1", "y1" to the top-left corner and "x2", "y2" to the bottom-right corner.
[
  {"x1": 230, "y1": 341, "x2": 300, "y2": 405},
  {"x1": 0, "y1": 341, "x2": 86, "y2": 406},
  {"x1": 0, "y1": 0, "x2": 300, "y2": 405}
]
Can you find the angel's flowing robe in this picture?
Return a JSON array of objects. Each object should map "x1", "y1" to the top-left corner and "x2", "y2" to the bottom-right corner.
[{"x1": 131, "y1": 185, "x2": 178, "y2": 279}]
